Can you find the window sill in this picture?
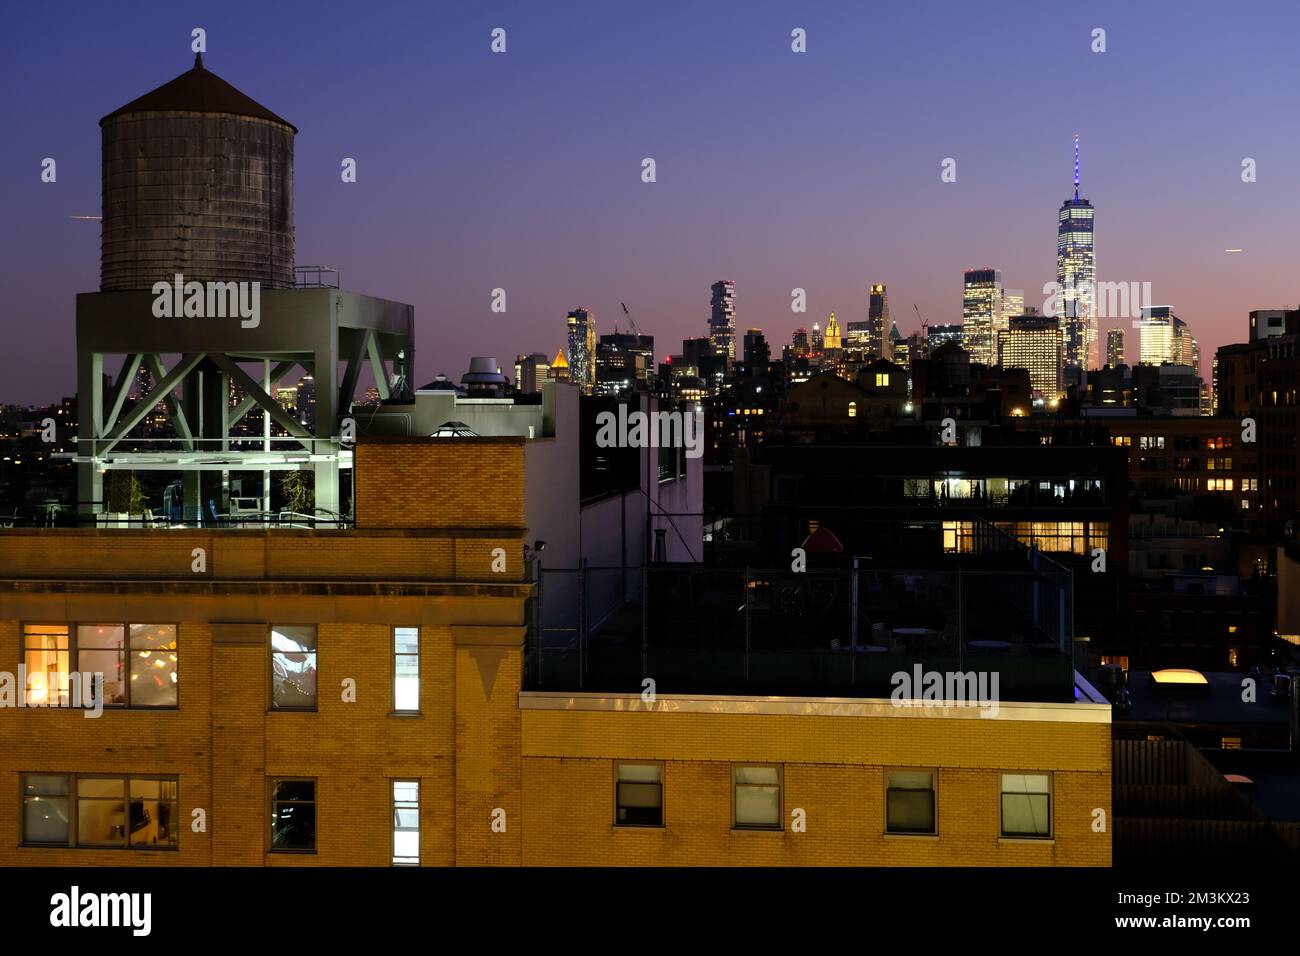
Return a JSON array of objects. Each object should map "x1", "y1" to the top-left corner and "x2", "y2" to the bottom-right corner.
[
  {"x1": 388, "y1": 711, "x2": 423, "y2": 718},
  {"x1": 883, "y1": 832, "x2": 939, "y2": 841},
  {"x1": 998, "y1": 837, "x2": 1054, "y2": 845},
  {"x1": 731, "y1": 826, "x2": 784, "y2": 834},
  {"x1": 612, "y1": 824, "x2": 665, "y2": 831}
]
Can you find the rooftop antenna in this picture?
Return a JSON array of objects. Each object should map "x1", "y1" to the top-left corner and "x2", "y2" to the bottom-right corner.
[{"x1": 1074, "y1": 133, "x2": 1080, "y2": 201}]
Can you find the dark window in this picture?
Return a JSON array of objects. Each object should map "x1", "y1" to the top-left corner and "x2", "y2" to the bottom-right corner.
[
  {"x1": 270, "y1": 778, "x2": 317, "y2": 851},
  {"x1": 1001, "y1": 773, "x2": 1052, "y2": 838},
  {"x1": 886, "y1": 770, "x2": 936, "y2": 834},
  {"x1": 615, "y1": 763, "x2": 663, "y2": 827}
]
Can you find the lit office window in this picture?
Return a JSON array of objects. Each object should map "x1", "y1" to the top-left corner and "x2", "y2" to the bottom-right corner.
[
  {"x1": 886, "y1": 770, "x2": 936, "y2": 834},
  {"x1": 77, "y1": 777, "x2": 126, "y2": 847},
  {"x1": 615, "y1": 763, "x2": 663, "y2": 827},
  {"x1": 1001, "y1": 773, "x2": 1052, "y2": 838},
  {"x1": 394, "y1": 627, "x2": 420, "y2": 712},
  {"x1": 22, "y1": 774, "x2": 70, "y2": 845},
  {"x1": 76, "y1": 626, "x2": 126, "y2": 705},
  {"x1": 733, "y1": 765, "x2": 782, "y2": 829},
  {"x1": 270, "y1": 779, "x2": 317, "y2": 851},
  {"x1": 23, "y1": 624, "x2": 69, "y2": 706},
  {"x1": 22, "y1": 624, "x2": 176, "y2": 709},
  {"x1": 392, "y1": 780, "x2": 420, "y2": 865},
  {"x1": 130, "y1": 625, "x2": 178, "y2": 707},
  {"x1": 271, "y1": 626, "x2": 318, "y2": 710},
  {"x1": 23, "y1": 774, "x2": 179, "y2": 849},
  {"x1": 129, "y1": 778, "x2": 179, "y2": 847}
]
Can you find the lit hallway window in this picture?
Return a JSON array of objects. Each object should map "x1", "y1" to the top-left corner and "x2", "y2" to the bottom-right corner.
[
  {"x1": 394, "y1": 627, "x2": 419, "y2": 712},
  {"x1": 392, "y1": 780, "x2": 419, "y2": 865},
  {"x1": 733, "y1": 765, "x2": 782, "y2": 830}
]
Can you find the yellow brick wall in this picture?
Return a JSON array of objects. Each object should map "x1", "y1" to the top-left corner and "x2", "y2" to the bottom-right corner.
[
  {"x1": 519, "y1": 709, "x2": 1111, "y2": 866},
  {"x1": 0, "y1": 613, "x2": 467, "y2": 867},
  {"x1": 356, "y1": 439, "x2": 525, "y2": 530}
]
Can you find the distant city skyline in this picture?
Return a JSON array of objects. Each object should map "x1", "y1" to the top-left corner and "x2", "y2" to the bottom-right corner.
[{"x1": 3, "y1": 1, "x2": 1300, "y2": 402}]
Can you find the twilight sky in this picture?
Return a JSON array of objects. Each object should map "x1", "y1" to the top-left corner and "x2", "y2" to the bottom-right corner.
[{"x1": 2, "y1": 0, "x2": 1298, "y2": 403}]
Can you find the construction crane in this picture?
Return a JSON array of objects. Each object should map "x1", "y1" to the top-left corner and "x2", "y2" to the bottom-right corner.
[
  {"x1": 913, "y1": 303, "x2": 929, "y2": 337},
  {"x1": 619, "y1": 301, "x2": 644, "y2": 341}
]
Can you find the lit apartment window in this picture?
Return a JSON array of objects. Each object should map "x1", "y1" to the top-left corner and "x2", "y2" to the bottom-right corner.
[
  {"x1": 392, "y1": 780, "x2": 419, "y2": 865},
  {"x1": 886, "y1": 770, "x2": 936, "y2": 834},
  {"x1": 876, "y1": 373, "x2": 890, "y2": 387},
  {"x1": 21, "y1": 623, "x2": 177, "y2": 708},
  {"x1": 269, "y1": 778, "x2": 316, "y2": 852},
  {"x1": 733, "y1": 765, "x2": 782, "y2": 830},
  {"x1": 270, "y1": 625, "x2": 317, "y2": 710},
  {"x1": 1000, "y1": 773, "x2": 1052, "y2": 838},
  {"x1": 847, "y1": 401, "x2": 857, "y2": 418},
  {"x1": 22, "y1": 773, "x2": 178, "y2": 849},
  {"x1": 614, "y1": 763, "x2": 663, "y2": 827},
  {"x1": 394, "y1": 627, "x2": 419, "y2": 712},
  {"x1": 1221, "y1": 737, "x2": 1242, "y2": 750}
]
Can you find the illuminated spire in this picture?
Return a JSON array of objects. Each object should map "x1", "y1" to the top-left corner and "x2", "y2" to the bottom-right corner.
[{"x1": 1073, "y1": 134, "x2": 1080, "y2": 201}]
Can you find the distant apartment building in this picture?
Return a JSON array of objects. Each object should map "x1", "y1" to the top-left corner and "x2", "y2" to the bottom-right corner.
[
  {"x1": 708, "y1": 280, "x2": 736, "y2": 363},
  {"x1": 566, "y1": 308, "x2": 597, "y2": 393}
]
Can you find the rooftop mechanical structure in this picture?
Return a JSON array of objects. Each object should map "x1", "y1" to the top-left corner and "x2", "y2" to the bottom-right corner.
[{"x1": 73, "y1": 54, "x2": 413, "y2": 525}]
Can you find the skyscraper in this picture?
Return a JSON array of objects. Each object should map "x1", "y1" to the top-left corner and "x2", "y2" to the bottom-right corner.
[
  {"x1": 1058, "y1": 136, "x2": 1097, "y2": 371},
  {"x1": 709, "y1": 280, "x2": 737, "y2": 362},
  {"x1": 566, "y1": 308, "x2": 596, "y2": 393},
  {"x1": 999, "y1": 313, "x2": 1063, "y2": 401},
  {"x1": 868, "y1": 283, "x2": 889, "y2": 358},
  {"x1": 1138, "y1": 306, "x2": 1195, "y2": 367},
  {"x1": 962, "y1": 268, "x2": 1003, "y2": 367},
  {"x1": 824, "y1": 312, "x2": 842, "y2": 350},
  {"x1": 1106, "y1": 329, "x2": 1125, "y2": 368}
]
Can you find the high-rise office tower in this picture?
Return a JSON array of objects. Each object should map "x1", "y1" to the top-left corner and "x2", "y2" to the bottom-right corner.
[
  {"x1": 962, "y1": 268, "x2": 1003, "y2": 367},
  {"x1": 1058, "y1": 135, "x2": 1097, "y2": 371},
  {"x1": 709, "y1": 280, "x2": 737, "y2": 362},
  {"x1": 566, "y1": 308, "x2": 597, "y2": 393},
  {"x1": 999, "y1": 313, "x2": 1063, "y2": 401},
  {"x1": 845, "y1": 321, "x2": 871, "y2": 350},
  {"x1": 1001, "y1": 290, "x2": 1024, "y2": 344},
  {"x1": 868, "y1": 283, "x2": 889, "y2": 358},
  {"x1": 742, "y1": 328, "x2": 770, "y2": 366},
  {"x1": 811, "y1": 321, "x2": 824, "y2": 354},
  {"x1": 1138, "y1": 306, "x2": 1195, "y2": 367},
  {"x1": 1106, "y1": 329, "x2": 1125, "y2": 368},
  {"x1": 514, "y1": 352, "x2": 551, "y2": 394}
]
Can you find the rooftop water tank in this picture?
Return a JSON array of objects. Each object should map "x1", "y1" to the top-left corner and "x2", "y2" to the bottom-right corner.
[{"x1": 99, "y1": 53, "x2": 296, "y2": 291}]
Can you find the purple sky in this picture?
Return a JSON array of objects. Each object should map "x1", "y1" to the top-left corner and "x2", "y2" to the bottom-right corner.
[{"x1": 2, "y1": 0, "x2": 1298, "y2": 403}]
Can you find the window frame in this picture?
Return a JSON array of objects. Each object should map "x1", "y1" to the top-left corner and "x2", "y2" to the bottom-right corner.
[
  {"x1": 392, "y1": 626, "x2": 420, "y2": 715},
  {"x1": 20, "y1": 621, "x2": 179, "y2": 710},
  {"x1": 268, "y1": 776, "x2": 318, "y2": 854},
  {"x1": 391, "y1": 778, "x2": 420, "y2": 866},
  {"x1": 613, "y1": 761, "x2": 665, "y2": 829},
  {"x1": 884, "y1": 768, "x2": 938, "y2": 836},
  {"x1": 999, "y1": 772, "x2": 1053, "y2": 840},
  {"x1": 268, "y1": 624, "x2": 319, "y2": 713},
  {"x1": 731, "y1": 763, "x2": 783, "y2": 832},
  {"x1": 20, "y1": 772, "x2": 180, "y2": 850}
]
